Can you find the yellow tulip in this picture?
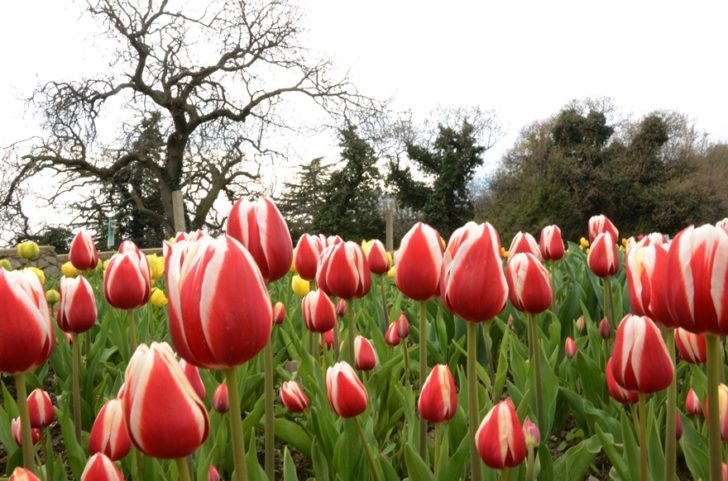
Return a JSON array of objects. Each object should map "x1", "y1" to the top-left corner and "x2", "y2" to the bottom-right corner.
[
  {"x1": 361, "y1": 239, "x2": 374, "y2": 256},
  {"x1": 387, "y1": 266, "x2": 396, "y2": 278},
  {"x1": 387, "y1": 251, "x2": 393, "y2": 267},
  {"x1": 579, "y1": 237, "x2": 590, "y2": 249},
  {"x1": 500, "y1": 247, "x2": 509, "y2": 258},
  {"x1": 0, "y1": 258, "x2": 12, "y2": 271},
  {"x1": 150, "y1": 287, "x2": 168, "y2": 308},
  {"x1": 29, "y1": 266, "x2": 45, "y2": 285},
  {"x1": 291, "y1": 274, "x2": 310, "y2": 296},
  {"x1": 147, "y1": 254, "x2": 165, "y2": 281},
  {"x1": 46, "y1": 289, "x2": 60, "y2": 305},
  {"x1": 95, "y1": 259, "x2": 104, "y2": 272},
  {"x1": 17, "y1": 241, "x2": 40, "y2": 260},
  {"x1": 61, "y1": 261, "x2": 79, "y2": 277}
]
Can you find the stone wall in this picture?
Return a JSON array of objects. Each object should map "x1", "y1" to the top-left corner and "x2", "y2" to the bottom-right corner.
[{"x1": 0, "y1": 245, "x2": 60, "y2": 278}]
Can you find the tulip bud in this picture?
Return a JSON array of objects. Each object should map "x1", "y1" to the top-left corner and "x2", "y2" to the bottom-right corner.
[
  {"x1": 587, "y1": 232, "x2": 620, "y2": 277},
  {"x1": 321, "y1": 329, "x2": 334, "y2": 350},
  {"x1": 0, "y1": 269, "x2": 54, "y2": 373},
  {"x1": 505, "y1": 253, "x2": 552, "y2": 314},
  {"x1": 441, "y1": 222, "x2": 508, "y2": 322},
  {"x1": 212, "y1": 383, "x2": 229, "y2": 413},
  {"x1": 179, "y1": 359, "x2": 206, "y2": 401},
  {"x1": 579, "y1": 237, "x2": 590, "y2": 249},
  {"x1": 294, "y1": 234, "x2": 324, "y2": 280},
  {"x1": 12, "y1": 417, "x2": 40, "y2": 446},
  {"x1": 147, "y1": 254, "x2": 165, "y2": 282},
  {"x1": 9, "y1": 468, "x2": 41, "y2": 481},
  {"x1": 326, "y1": 361, "x2": 368, "y2": 418},
  {"x1": 588, "y1": 214, "x2": 619, "y2": 243},
  {"x1": 69, "y1": 230, "x2": 99, "y2": 271},
  {"x1": 58, "y1": 275, "x2": 97, "y2": 334},
  {"x1": 17, "y1": 241, "x2": 40, "y2": 261},
  {"x1": 227, "y1": 197, "x2": 293, "y2": 283},
  {"x1": 317, "y1": 241, "x2": 371, "y2": 299},
  {"x1": 302, "y1": 290, "x2": 337, "y2": 333},
  {"x1": 565, "y1": 336, "x2": 577, "y2": 359},
  {"x1": 273, "y1": 302, "x2": 286, "y2": 325},
  {"x1": 291, "y1": 274, "x2": 310, "y2": 296},
  {"x1": 476, "y1": 398, "x2": 527, "y2": 469},
  {"x1": 104, "y1": 241, "x2": 151, "y2": 310},
  {"x1": 88, "y1": 398, "x2": 132, "y2": 461},
  {"x1": 336, "y1": 298, "x2": 347, "y2": 318},
  {"x1": 364, "y1": 239, "x2": 389, "y2": 274},
  {"x1": 674, "y1": 328, "x2": 707, "y2": 364},
  {"x1": 208, "y1": 466, "x2": 220, "y2": 481},
  {"x1": 387, "y1": 266, "x2": 396, "y2": 278},
  {"x1": 395, "y1": 222, "x2": 443, "y2": 301},
  {"x1": 149, "y1": 287, "x2": 168, "y2": 308},
  {"x1": 598, "y1": 317, "x2": 612, "y2": 339},
  {"x1": 384, "y1": 322, "x2": 401, "y2": 346},
  {"x1": 575, "y1": 315, "x2": 586, "y2": 334},
  {"x1": 396, "y1": 313, "x2": 410, "y2": 338},
  {"x1": 675, "y1": 412, "x2": 683, "y2": 440},
  {"x1": 0, "y1": 258, "x2": 12, "y2": 271},
  {"x1": 354, "y1": 336, "x2": 378, "y2": 371},
  {"x1": 539, "y1": 225, "x2": 565, "y2": 261},
  {"x1": 606, "y1": 357, "x2": 639, "y2": 404},
  {"x1": 174, "y1": 230, "x2": 207, "y2": 242},
  {"x1": 62, "y1": 261, "x2": 79, "y2": 277},
  {"x1": 508, "y1": 231, "x2": 542, "y2": 261},
  {"x1": 27, "y1": 388, "x2": 54, "y2": 429},
  {"x1": 611, "y1": 314, "x2": 674, "y2": 394},
  {"x1": 522, "y1": 418, "x2": 541, "y2": 449},
  {"x1": 418, "y1": 364, "x2": 457, "y2": 423},
  {"x1": 165, "y1": 235, "x2": 272, "y2": 369},
  {"x1": 123, "y1": 343, "x2": 209, "y2": 458},
  {"x1": 718, "y1": 383, "x2": 728, "y2": 441},
  {"x1": 280, "y1": 380, "x2": 310, "y2": 413},
  {"x1": 81, "y1": 453, "x2": 124, "y2": 481},
  {"x1": 686, "y1": 388, "x2": 703, "y2": 416},
  {"x1": 46, "y1": 288, "x2": 60, "y2": 306},
  {"x1": 625, "y1": 234, "x2": 668, "y2": 322}
]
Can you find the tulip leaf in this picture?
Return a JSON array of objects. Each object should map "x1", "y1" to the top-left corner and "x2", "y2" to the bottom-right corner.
[
  {"x1": 404, "y1": 443, "x2": 435, "y2": 481},
  {"x1": 59, "y1": 406, "x2": 86, "y2": 478},
  {"x1": 680, "y1": 411, "x2": 708, "y2": 481},
  {"x1": 283, "y1": 447, "x2": 299, "y2": 481},
  {"x1": 493, "y1": 324, "x2": 511, "y2": 398},
  {"x1": 594, "y1": 425, "x2": 628, "y2": 480},
  {"x1": 438, "y1": 436, "x2": 468, "y2": 481},
  {"x1": 310, "y1": 438, "x2": 331, "y2": 481},
  {"x1": 274, "y1": 418, "x2": 312, "y2": 458},
  {"x1": 620, "y1": 410, "x2": 641, "y2": 481},
  {"x1": 552, "y1": 435, "x2": 600, "y2": 481}
]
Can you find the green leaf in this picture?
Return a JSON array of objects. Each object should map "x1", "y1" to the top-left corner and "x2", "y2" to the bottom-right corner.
[
  {"x1": 274, "y1": 418, "x2": 312, "y2": 458},
  {"x1": 404, "y1": 443, "x2": 435, "y2": 481},
  {"x1": 59, "y1": 406, "x2": 86, "y2": 478},
  {"x1": 283, "y1": 447, "x2": 299, "y2": 481},
  {"x1": 553, "y1": 435, "x2": 601, "y2": 481}
]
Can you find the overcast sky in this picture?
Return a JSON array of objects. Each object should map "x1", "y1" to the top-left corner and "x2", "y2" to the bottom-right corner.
[{"x1": 1, "y1": 0, "x2": 727, "y2": 229}]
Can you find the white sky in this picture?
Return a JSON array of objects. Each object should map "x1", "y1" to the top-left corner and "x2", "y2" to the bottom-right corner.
[{"x1": 1, "y1": 0, "x2": 727, "y2": 230}]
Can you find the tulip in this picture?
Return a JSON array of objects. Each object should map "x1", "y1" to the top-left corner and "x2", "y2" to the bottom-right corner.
[
  {"x1": 674, "y1": 328, "x2": 707, "y2": 364},
  {"x1": 395, "y1": 222, "x2": 443, "y2": 301},
  {"x1": 363, "y1": 239, "x2": 389, "y2": 274},
  {"x1": 9, "y1": 468, "x2": 40, "y2": 481},
  {"x1": 354, "y1": 336, "x2": 378, "y2": 371},
  {"x1": 208, "y1": 466, "x2": 220, "y2": 481},
  {"x1": 606, "y1": 357, "x2": 639, "y2": 404},
  {"x1": 12, "y1": 417, "x2": 40, "y2": 446},
  {"x1": 418, "y1": 364, "x2": 457, "y2": 423},
  {"x1": 279, "y1": 381, "x2": 310, "y2": 413},
  {"x1": 28, "y1": 267, "x2": 45, "y2": 286},
  {"x1": 565, "y1": 336, "x2": 577, "y2": 359},
  {"x1": 611, "y1": 314, "x2": 674, "y2": 394},
  {"x1": 396, "y1": 313, "x2": 410, "y2": 338},
  {"x1": 505, "y1": 253, "x2": 552, "y2": 314},
  {"x1": 62, "y1": 261, "x2": 79, "y2": 277},
  {"x1": 291, "y1": 274, "x2": 310, "y2": 296},
  {"x1": 69, "y1": 230, "x2": 99, "y2": 271},
  {"x1": 326, "y1": 362, "x2": 368, "y2": 418},
  {"x1": 539, "y1": 225, "x2": 565, "y2": 261},
  {"x1": 147, "y1": 254, "x2": 165, "y2": 282},
  {"x1": 675, "y1": 412, "x2": 684, "y2": 440},
  {"x1": 522, "y1": 418, "x2": 541, "y2": 449},
  {"x1": 302, "y1": 290, "x2": 337, "y2": 333},
  {"x1": 575, "y1": 315, "x2": 586, "y2": 334},
  {"x1": 174, "y1": 230, "x2": 207, "y2": 242},
  {"x1": 122, "y1": 343, "x2": 209, "y2": 459},
  {"x1": 80, "y1": 453, "x2": 124, "y2": 481},
  {"x1": 686, "y1": 388, "x2": 703, "y2": 416},
  {"x1": 508, "y1": 231, "x2": 542, "y2": 261},
  {"x1": 212, "y1": 383, "x2": 229, "y2": 413},
  {"x1": 104, "y1": 241, "x2": 151, "y2": 311},
  {"x1": 179, "y1": 359, "x2": 206, "y2": 401},
  {"x1": 57, "y1": 276, "x2": 97, "y2": 334},
  {"x1": 17, "y1": 241, "x2": 40, "y2": 261},
  {"x1": 0, "y1": 258, "x2": 11, "y2": 270},
  {"x1": 273, "y1": 302, "x2": 286, "y2": 325},
  {"x1": 316, "y1": 241, "x2": 371, "y2": 300},
  {"x1": 321, "y1": 329, "x2": 334, "y2": 350},
  {"x1": 588, "y1": 232, "x2": 619, "y2": 278},
  {"x1": 294, "y1": 234, "x2": 323, "y2": 280},
  {"x1": 625, "y1": 233, "x2": 666, "y2": 318},
  {"x1": 384, "y1": 322, "x2": 400, "y2": 346},
  {"x1": 226, "y1": 196, "x2": 293, "y2": 283},
  {"x1": 588, "y1": 214, "x2": 619, "y2": 243},
  {"x1": 718, "y1": 218, "x2": 728, "y2": 233},
  {"x1": 45, "y1": 288, "x2": 60, "y2": 306},
  {"x1": 88, "y1": 399, "x2": 132, "y2": 461},
  {"x1": 336, "y1": 298, "x2": 347, "y2": 318},
  {"x1": 27, "y1": 388, "x2": 54, "y2": 429},
  {"x1": 475, "y1": 398, "x2": 527, "y2": 469},
  {"x1": 149, "y1": 287, "x2": 168, "y2": 308}
]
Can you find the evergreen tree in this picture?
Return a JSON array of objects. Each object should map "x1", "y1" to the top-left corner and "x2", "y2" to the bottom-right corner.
[{"x1": 277, "y1": 157, "x2": 331, "y2": 240}]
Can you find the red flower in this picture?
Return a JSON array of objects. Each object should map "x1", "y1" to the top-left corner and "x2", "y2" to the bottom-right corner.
[
  {"x1": 611, "y1": 314, "x2": 674, "y2": 394},
  {"x1": 226, "y1": 197, "x2": 293, "y2": 283},
  {"x1": 395, "y1": 222, "x2": 443, "y2": 301},
  {"x1": 326, "y1": 362, "x2": 368, "y2": 418},
  {"x1": 9, "y1": 468, "x2": 41, "y2": 481},
  {"x1": 418, "y1": 364, "x2": 457, "y2": 423},
  {"x1": 396, "y1": 312, "x2": 410, "y2": 338},
  {"x1": 384, "y1": 322, "x2": 400, "y2": 346},
  {"x1": 280, "y1": 381, "x2": 310, "y2": 413},
  {"x1": 122, "y1": 343, "x2": 209, "y2": 459},
  {"x1": 588, "y1": 214, "x2": 619, "y2": 243},
  {"x1": 354, "y1": 336, "x2": 378, "y2": 371},
  {"x1": 565, "y1": 336, "x2": 578, "y2": 359},
  {"x1": 27, "y1": 388, "x2": 54, "y2": 429},
  {"x1": 88, "y1": 398, "x2": 132, "y2": 461},
  {"x1": 476, "y1": 398, "x2": 527, "y2": 469},
  {"x1": 587, "y1": 232, "x2": 619, "y2": 277},
  {"x1": 674, "y1": 328, "x2": 707, "y2": 364},
  {"x1": 11, "y1": 417, "x2": 40, "y2": 446},
  {"x1": 69, "y1": 229, "x2": 99, "y2": 271},
  {"x1": 294, "y1": 234, "x2": 324, "y2": 280},
  {"x1": 104, "y1": 241, "x2": 151, "y2": 310},
  {"x1": 273, "y1": 302, "x2": 286, "y2": 325},
  {"x1": 165, "y1": 235, "x2": 272, "y2": 369},
  {"x1": 80, "y1": 453, "x2": 124, "y2": 481},
  {"x1": 686, "y1": 388, "x2": 703, "y2": 416},
  {"x1": 509, "y1": 231, "x2": 542, "y2": 261},
  {"x1": 598, "y1": 317, "x2": 612, "y2": 339},
  {"x1": 625, "y1": 233, "x2": 667, "y2": 318},
  {"x1": 605, "y1": 357, "x2": 638, "y2": 404},
  {"x1": 539, "y1": 225, "x2": 565, "y2": 261},
  {"x1": 316, "y1": 241, "x2": 371, "y2": 299},
  {"x1": 208, "y1": 466, "x2": 220, "y2": 481},
  {"x1": 505, "y1": 253, "x2": 552, "y2": 314},
  {"x1": 441, "y1": 222, "x2": 507, "y2": 322},
  {"x1": 302, "y1": 290, "x2": 337, "y2": 333},
  {"x1": 57, "y1": 275, "x2": 97, "y2": 334},
  {"x1": 179, "y1": 359, "x2": 206, "y2": 401},
  {"x1": 212, "y1": 383, "x2": 229, "y2": 413},
  {"x1": 365, "y1": 239, "x2": 390, "y2": 274}
]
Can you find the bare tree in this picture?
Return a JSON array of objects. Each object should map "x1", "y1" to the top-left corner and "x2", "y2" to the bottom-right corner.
[{"x1": 2, "y1": 0, "x2": 380, "y2": 236}]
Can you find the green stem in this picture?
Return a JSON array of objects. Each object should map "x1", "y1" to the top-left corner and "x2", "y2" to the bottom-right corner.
[
  {"x1": 639, "y1": 394, "x2": 648, "y2": 481},
  {"x1": 175, "y1": 457, "x2": 192, "y2": 481},
  {"x1": 264, "y1": 344, "x2": 275, "y2": 481},
  {"x1": 354, "y1": 417, "x2": 380, "y2": 481},
  {"x1": 135, "y1": 448, "x2": 144, "y2": 481},
  {"x1": 14, "y1": 372, "x2": 35, "y2": 472},
  {"x1": 434, "y1": 423, "x2": 440, "y2": 476},
  {"x1": 225, "y1": 367, "x2": 249, "y2": 481},
  {"x1": 127, "y1": 309, "x2": 137, "y2": 354},
  {"x1": 481, "y1": 321, "x2": 494, "y2": 402},
  {"x1": 550, "y1": 261, "x2": 557, "y2": 308},
  {"x1": 43, "y1": 429, "x2": 53, "y2": 481},
  {"x1": 379, "y1": 275, "x2": 389, "y2": 329},
  {"x1": 501, "y1": 468, "x2": 510, "y2": 481},
  {"x1": 467, "y1": 321, "x2": 482, "y2": 481},
  {"x1": 418, "y1": 301, "x2": 428, "y2": 460},
  {"x1": 402, "y1": 340, "x2": 411, "y2": 385},
  {"x1": 707, "y1": 335, "x2": 722, "y2": 481},
  {"x1": 72, "y1": 334, "x2": 82, "y2": 441},
  {"x1": 333, "y1": 315, "x2": 341, "y2": 361},
  {"x1": 528, "y1": 313, "x2": 544, "y2": 435},
  {"x1": 347, "y1": 300, "x2": 356, "y2": 365},
  {"x1": 526, "y1": 448, "x2": 535, "y2": 481},
  {"x1": 603, "y1": 276, "x2": 615, "y2": 328},
  {"x1": 664, "y1": 330, "x2": 676, "y2": 481}
]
